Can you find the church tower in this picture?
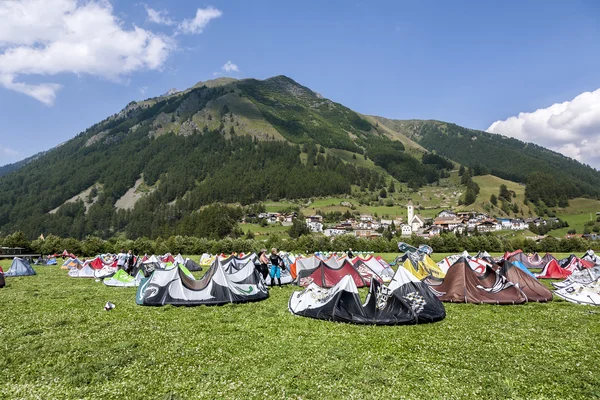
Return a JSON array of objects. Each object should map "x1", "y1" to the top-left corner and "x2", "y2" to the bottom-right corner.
[{"x1": 407, "y1": 200, "x2": 414, "y2": 224}]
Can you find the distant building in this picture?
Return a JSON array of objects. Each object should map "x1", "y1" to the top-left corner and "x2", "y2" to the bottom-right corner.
[
  {"x1": 306, "y1": 215, "x2": 323, "y2": 223},
  {"x1": 433, "y1": 217, "x2": 463, "y2": 231},
  {"x1": 267, "y1": 213, "x2": 280, "y2": 224},
  {"x1": 324, "y1": 228, "x2": 350, "y2": 237},
  {"x1": 306, "y1": 221, "x2": 323, "y2": 233},
  {"x1": 438, "y1": 210, "x2": 457, "y2": 218},
  {"x1": 400, "y1": 224, "x2": 412, "y2": 236},
  {"x1": 380, "y1": 219, "x2": 393, "y2": 229},
  {"x1": 359, "y1": 214, "x2": 373, "y2": 222},
  {"x1": 476, "y1": 220, "x2": 497, "y2": 233},
  {"x1": 405, "y1": 201, "x2": 425, "y2": 234},
  {"x1": 511, "y1": 219, "x2": 528, "y2": 230},
  {"x1": 425, "y1": 226, "x2": 442, "y2": 236},
  {"x1": 355, "y1": 229, "x2": 380, "y2": 238},
  {"x1": 498, "y1": 218, "x2": 512, "y2": 229}
]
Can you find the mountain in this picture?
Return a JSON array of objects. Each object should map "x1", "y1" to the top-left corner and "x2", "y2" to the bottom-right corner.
[
  {"x1": 0, "y1": 150, "x2": 50, "y2": 177},
  {"x1": 0, "y1": 75, "x2": 599, "y2": 239},
  {"x1": 372, "y1": 118, "x2": 600, "y2": 207}
]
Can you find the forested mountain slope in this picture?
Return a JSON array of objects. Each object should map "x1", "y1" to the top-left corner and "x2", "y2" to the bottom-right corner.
[
  {"x1": 0, "y1": 76, "x2": 446, "y2": 238},
  {"x1": 374, "y1": 118, "x2": 600, "y2": 206}
]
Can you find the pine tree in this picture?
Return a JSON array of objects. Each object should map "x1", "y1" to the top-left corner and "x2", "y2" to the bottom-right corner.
[
  {"x1": 388, "y1": 181, "x2": 395, "y2": 193},
  {"x1": 288, "y1": 219, "x2": 310, "y2": 239},
  {"x1": 499, "y1": 184, "x2": 511, "y2": 202}
]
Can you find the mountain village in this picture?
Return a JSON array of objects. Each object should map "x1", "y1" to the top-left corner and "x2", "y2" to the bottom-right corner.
[{"x1": 244, "y1": 201, "x2": 562, "y2": 239}]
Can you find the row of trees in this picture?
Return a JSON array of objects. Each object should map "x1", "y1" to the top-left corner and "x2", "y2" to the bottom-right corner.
[
  {"x1": 529, "y1": 219, "x2": 569, "y2": 235},
  {"x1": 2, "y1": 231, "x2": 596, "y2": 258}
]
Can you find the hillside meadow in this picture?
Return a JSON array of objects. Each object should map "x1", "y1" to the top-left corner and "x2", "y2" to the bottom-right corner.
[{"x1": 1, "y1": 255, "x2": 599, "y2": 399}]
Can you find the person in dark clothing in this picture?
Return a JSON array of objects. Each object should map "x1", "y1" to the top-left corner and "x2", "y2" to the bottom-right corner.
[
  {"x1": 257, "y1": 249, "x2": 269, "y2": 280},
  {"x1": 126, "y1": 250, "x2": 135, "y2": 274},
  {"x1": 347, "y1": 248, "x2": 354, "y2": 258},
  {"x1": 269, "y1": 247, "x2": 283, "y2": 287}
]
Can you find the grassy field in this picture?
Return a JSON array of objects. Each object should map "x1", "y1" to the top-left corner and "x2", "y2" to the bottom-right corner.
[
  {"x1": 470, "y1": 174, "x2": 533, "y2": 217},
  {"x1": 239, "y1": 222, "x2": 290, "y2": 237},
  {"x1": 2, "y1": 255, "x2": 599, "y2": 399},
  {"x1": 548, "y1": 198, "x2": 600, "y2": 237}
]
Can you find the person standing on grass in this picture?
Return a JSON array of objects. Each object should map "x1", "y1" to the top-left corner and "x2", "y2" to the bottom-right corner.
[
  {"x1": 257, "y1": 249, "x2": 269, "y2": 280},
  {"x1": 269, "y1": 247, "x2": 283, "y2": 287},
  {"x1": 126, "y1": 250, "x2": 135, "y2": 274},
  {"x1": 347, "y1": 248, "x2": 354, "y2": 258},
  {"x1": 116, "y1": 249, "x2": 128, "y2": 271}
]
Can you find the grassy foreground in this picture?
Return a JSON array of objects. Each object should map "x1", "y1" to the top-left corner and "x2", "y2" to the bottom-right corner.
[{"x1": 1, "y1": 257, "x2": 600, "y2": 399}]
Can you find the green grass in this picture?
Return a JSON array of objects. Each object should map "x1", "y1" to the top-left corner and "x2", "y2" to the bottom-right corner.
[
  {"x1": 471, "y1": 174, "x2": 533, "y2": 217},
  {"x1": 2, "y1": 257, "x2": 600, "y2": 399},
  {"x1": 327, "y1": 148, "x2": 389, "y2": 175},
  {"x1": 489, "y1": 229, "x2": 538, "y2": 239},
  {"x1": 549, "y1": 198, "x2": 600, "y2": 237},
  {"x1": 240, "y1": 223, "x2": 290, "y2": 236}
]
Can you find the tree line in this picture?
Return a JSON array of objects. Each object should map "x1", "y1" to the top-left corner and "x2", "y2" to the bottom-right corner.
[{"x1": 2, "y1": 231, "x2": 596, "y2": 258}]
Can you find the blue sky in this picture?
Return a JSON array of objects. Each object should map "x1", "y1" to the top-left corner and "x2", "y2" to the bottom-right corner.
[{"x1": 1, "y1": 0, "x2": 599, "y2": 167}]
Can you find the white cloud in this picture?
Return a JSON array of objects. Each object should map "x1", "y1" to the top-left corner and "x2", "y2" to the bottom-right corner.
[
  {"x1": 222, "y1": 61, "x2": 239, "y2": 73},
  {"x1": 145, "y1": 5, "x2": 175, "y2": 26},
  {"x1": 0, "y1": 145, "x2": 19, "y2": 157},
  {"x1": 178, "y1": 7, "x2": 222, "y2": 35},
  {"x1": 487, "y1": 88, "x2": 600, "y2": 169},
  {"x1": 0, "y1": 73, "x2": 61, "y2": 104},
  {"x1": 139, "y1": 86, "x2": 148, "y2": 95},
  {"x1": 0, "y1": 0, "x2": 175, "y2": 104}
]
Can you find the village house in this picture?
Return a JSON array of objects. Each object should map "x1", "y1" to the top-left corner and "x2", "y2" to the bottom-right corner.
[
  {"x1": 457, "y1": 211, "x2": 476, "y2": 220},
  {"x1": 306, "y1": 221, "x2": 323, "y2": 233},
  {"x1": 306, "y1": 215, "x2": 323, "y2": 223},
  {"x1": 359, "y1": 214, "x2": 373, "y2": 222},
  {"x1": 438, "y1": 210, "x2": 457, "y2": 218},
  {"x1": 453, "y1": 223, "x2": 467, "y2": 235},
  {"x1": 475, "y1": 220, "x2": 498, "y2": 233},
  {"x1": 355, "y1": 229, "x2": 381, "y2": 238},
  {"x1": 323, "y1": 228, "x2": 350, "y2": 237},
  {"x1": 424, "y1": 225, "x2": 442, "y2": 236},
  {"x1": 380, "y1": 219, "x2": 393, "y2": 229},
  {"x1": 305, "y1": 215, "x2": 324, "y2": 232},
  {"x1": 433, "y1": 216, "x2": 463, "y2": 232},
  {"x1": 498, "y1": 218, "x2": 512, "y2": 229},
  {"x1": 511, "y1": 219, "x2": 529, "y2": 230},
  {"x1": 267, "y1": 213, "x2": 281, "y2": 224}
]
